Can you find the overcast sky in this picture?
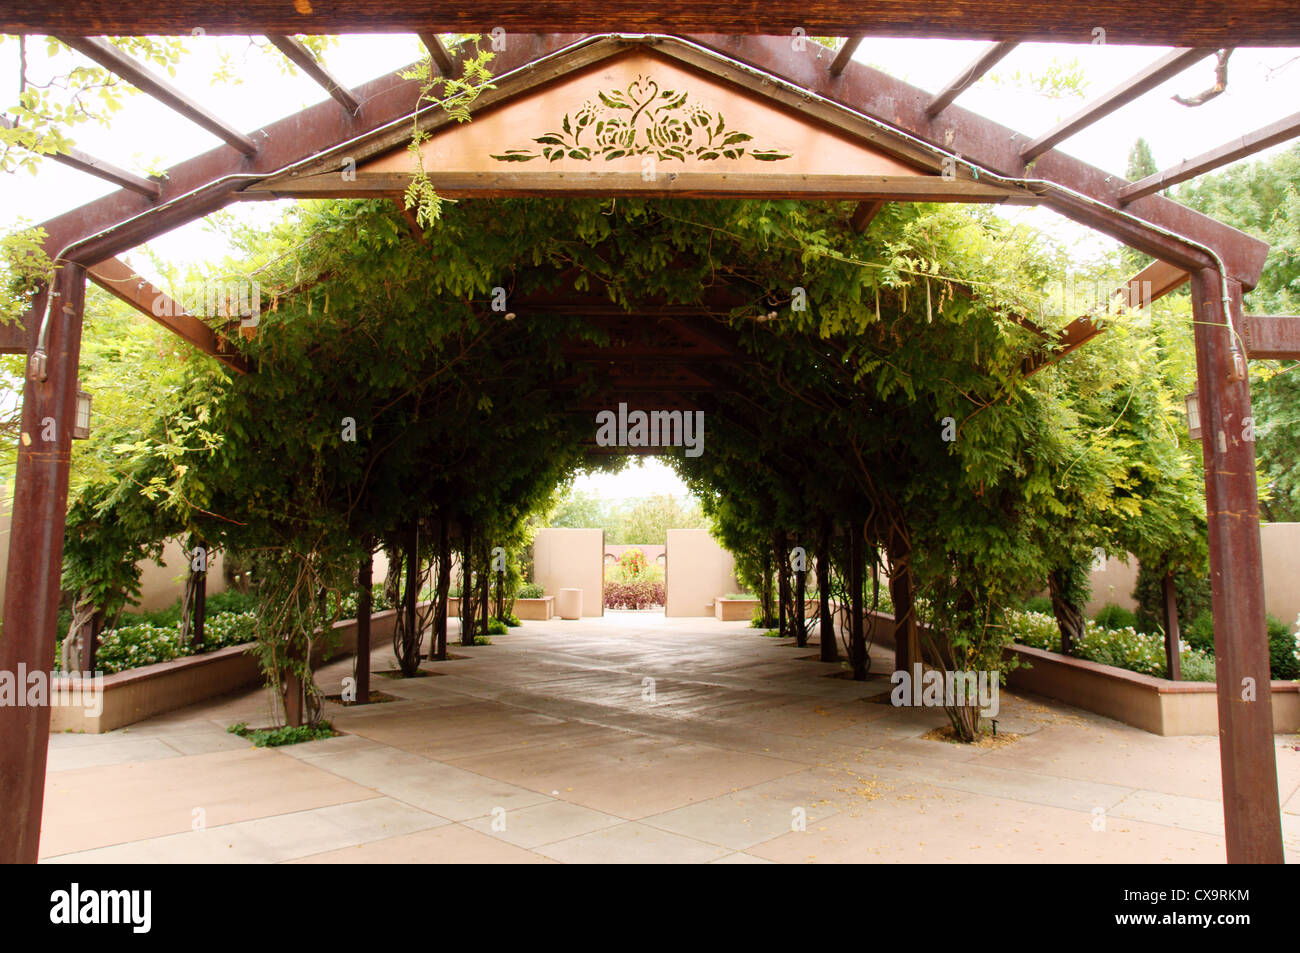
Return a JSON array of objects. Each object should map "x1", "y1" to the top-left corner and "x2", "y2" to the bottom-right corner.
[{"x1": 3, "y1": 33, "x2": 1298, "y2": 500}]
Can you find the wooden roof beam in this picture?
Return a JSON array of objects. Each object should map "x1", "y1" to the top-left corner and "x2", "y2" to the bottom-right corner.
[
  {"x1": 12, "y1": 3, "x2": 1300, "y2": 47},
  {"x1": 1119, "y1": 109, "x2": 1300, "y2": 204},
  {"x1": 925, "y1": 41, "x2": 1018, "y2": 118},
  {"x1": 849, "y1": 198, "x2": 886, "y2": 233},
  {"x1": 828, "y1": 37, "x2": 862, "y2": 78},
  {"x1": 266, "y1": 35, "x2": 361, "y2": 115},
  {"x1": 417, "y1": 33, "x2": 457, "y2": 75},
  {"x1": 1241, "y1": 315, "x2": 1300, "y2": 360},
  {"x1": 0, "y1": 115, "x2": 160, "y2": 198},
  {"x1": 56, "y1": 36, "x2": 257, "y2": 155},
  {"x1": 688, "y1": 36, "x2": 1268, "y2": 285},
  {"x1": 1023, "y1": 259, "x2": 1188, "y2": 375},
  {"x1": 1020, "y1": 48, "x2": 1216, "y2": 162},
  {"x1": 86, "y1": 257, "x2": 249, "y2": 373}
]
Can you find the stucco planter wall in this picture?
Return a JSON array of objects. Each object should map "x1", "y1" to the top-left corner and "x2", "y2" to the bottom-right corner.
[
  {"x1": 48, "y1": 604, "x2": 413, "y2": 734},
  {"x1": 513, "y1": 596, "x2": 554, "y2": 620},
  {"x1": 714, "y1": 597, "x2": 821, "y2": 622},
  {"x1": 714, "y1": 597, "x2": 758, "y2": 621},
  {"x1": 863, "y1": 609, "x2": 1300, "y2": 736}
]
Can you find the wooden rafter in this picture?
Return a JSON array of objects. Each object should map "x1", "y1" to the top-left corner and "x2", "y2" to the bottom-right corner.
[
  {"x1": 0, "y1": 116, "x2": 160, "y2": 198},
  {"x1": 1119, "y1": 110, "x2": 1300, "y2": 204},
  {"x1": 692, "y1": 35, "x2": 1267, "y2": 283},
  {"x1": 925, "y1": 40, "x2": 1018, "y2": 117},
  {"x1": 417, "y1": 33, "x2": 457, "y2": 75},
  {"x1": 266, "y1": 34, "x2": 361, "y2": 115},
  {"x1": 1241, "y1": 315, "x2": 1300, "y2": 360},
  {"x1": 828, "y1": 37, "x2": 863, "y2": 78},
  {"x1": 849, "y1": 198, "x2": 886, "y2": 233},
  {"x1": 1019, "y1": 48, "x2": 1216, "y2": 162},
  {"x1": 1024, "y1": 259, "x2": 1188, "y2": 375},
  {"x1": 85, "y1": 257, "x2": 248, "y2": 373},
  {"x1": 56, "y1": 36, "x2": 257, "y2": 155}
]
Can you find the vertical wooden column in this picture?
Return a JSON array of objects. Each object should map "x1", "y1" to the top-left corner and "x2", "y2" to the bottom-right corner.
[
  {"x1": 355, "y1": 534, "x2": 373, "y2": 704},
  {"x1": 461, "y1": 520, "x2": 475, "y2": 646},
  {"x1": 478, "y1": 538, "x2": 489, "y2": 634},
  {"x1": 403, "y1": 522, "x2": 419, "y2": 656},
  {"x1": 80, "y1": 609, "x2": 103, "y2": 674},
  {"x1": 817, "y1": 518, "x2": 837, "y2": 662},
  {"x1": 848, "y1": 523, "x2": 867, "y2": 680},
  {"x1": 0, "y1": 267, "x2": 85, "y2": 863},
  {"x1": 793, "y1": 532, "x2": 807, "y2": 647},
  {"x1": 775, "y1": 528, "x2": 789, "y2": 637},
  {"x1": 1162, "y1": 571, "x2": 1182, "y2": 682},
  {"x1": 192, "y1": 544, "x2": 206, "y2": 651},
  {"x1": 888, "y1": 531, "x2": 919, "y2": 677},
  {"x1": 1190, "y1": 268, "x2": 1283, "y2": 863},
  {"x1": 433, "y1": 515, "x2": 450, "y2": 660}
]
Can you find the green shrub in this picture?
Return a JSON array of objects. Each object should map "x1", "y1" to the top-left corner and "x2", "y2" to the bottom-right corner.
[
  {"x1": 502, "y1": 614, "x2": 521, "y2": 627},
  {"x1": 1173, "y1": 611, "x2": 1299, "y2": 681},
  {"x1": 1094, "y1": 603, "x2": 1138, "y2": 631},
  {"x1": 1184, "y1": 610, "x2": 1216, "y2": 654},
  {"x1": 1268, "y1": 614, "x2": 1300, "y2": 681},
  {"x1": 1022, "y1": 595, "x2": 1054, "y2": 615},
  {"x1": 1133, "y1": 564, "x2": 1212, "y2": 635},
  {"x1": 517, "y1": 582, "x2": 544, "y2": 599},
  {"x1": 1006, "y1": 609, "x2": 1215, "y2": 681},
  {"x1": 204, "y1": 590, "x2": 258, "y2": 615},
  {"x1": 92, "y1": 622, "x2": 185, "y2": 673},
  {"x1": 486, "y1": 618, "x2": 508, "y2": 635}
]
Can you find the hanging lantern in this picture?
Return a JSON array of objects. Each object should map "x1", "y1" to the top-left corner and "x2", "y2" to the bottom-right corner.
[
  {"x1": 1185, "y1": 391, "x2": 1201, "y2": 441},
  {"x1": 73, "y1": 388, "x2": 92, "y2": 440}
]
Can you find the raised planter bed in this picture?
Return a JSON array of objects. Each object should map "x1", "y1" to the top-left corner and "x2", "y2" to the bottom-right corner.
[
  {"x1": 714, "y1": 597, "x2": 820, "y2": 622},
  {"x1": 513, "y1": 596, "x2": 554, "y2": 620},
  {"x1": 448, "y1": 595, "x2": 552, "y2": 620},
  {"x1": 48, "y1": 603, "x2": 418, "y2": 734},
  {"x1": 862, "y1": 609, "x2": 1299, "y2": 736}
]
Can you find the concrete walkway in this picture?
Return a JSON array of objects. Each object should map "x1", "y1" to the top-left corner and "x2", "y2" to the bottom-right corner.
[{"x1": 40, "y1": 613, "x2": 1300, "y2": 863}]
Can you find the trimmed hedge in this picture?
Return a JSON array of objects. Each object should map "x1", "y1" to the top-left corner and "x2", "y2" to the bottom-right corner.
[{"x1": 604, "y1": 579, "x2": 666, "y2": 610}]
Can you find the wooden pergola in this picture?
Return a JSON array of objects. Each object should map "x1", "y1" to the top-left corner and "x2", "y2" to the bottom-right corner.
[{"x1": 3, "y1": 6, "x2": 1298, "y2": 865}]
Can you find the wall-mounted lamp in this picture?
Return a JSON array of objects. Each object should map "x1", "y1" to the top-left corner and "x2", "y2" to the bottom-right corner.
[
  {"x1": 73, "y1": 388, "x2": 92, "y2": 439},
  {"x1": 1184, "y1": 391, "x2": 1201, "y2": 441}
]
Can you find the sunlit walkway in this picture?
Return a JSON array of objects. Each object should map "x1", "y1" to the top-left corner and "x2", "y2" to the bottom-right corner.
[{"x1": 39, "y1": 617, "x2": 1300, "y2": 863}]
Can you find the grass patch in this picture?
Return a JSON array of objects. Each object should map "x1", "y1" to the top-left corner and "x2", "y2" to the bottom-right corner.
[{"x1": 227, "y1": 721, "x2": 338, "y2": 747}]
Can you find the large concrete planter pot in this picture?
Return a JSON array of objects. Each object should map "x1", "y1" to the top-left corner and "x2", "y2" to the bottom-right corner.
[{"x1": 555, "y1": 588, "x2": 583, "y2": 620}]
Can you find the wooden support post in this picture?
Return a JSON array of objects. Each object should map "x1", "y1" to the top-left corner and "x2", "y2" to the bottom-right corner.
[
  {"x1": 80, "y1": 609, "x2": 103, "y2": 674},
  {"x1": 761, "y1": 545, "x2": 774, "y2": 628},
  {"x1": 355, "y1": 535, "x2": 373, "y2": 704},
  {"x1": 818, "y1": 518, "x2": 837, "y2": 662},
  {"x1": 283, "y1": 670, "x2": 304, "y2": 727},
  {"x1": 1189, "y1": 268, "x2": 1284, "y2": 863},
  {"x1": 192, "y1": 540, "x2": 207, "y2": 652},
  {"x1": 1162, "y1": 570, "x2": 1182, "y2": 682},
  {"x1": 888, "y1": 532, "x2": 919, "y2": 677},
  {"x1": 775, "y1": 528, "x2": 790, "y2": 637},
  {"x1": 434, "y1": 515, "x2": 450, "y2": 660},
  {"x1": 461, "y1": 520, "x2": 475, "y2": 647},
  {"x1": 848, "y1": 522, "x2": 867, "y2": 680},
  {"x1": 793, "y1": 533, "x2": 808, "y2": 648},
  {"x1": 403, "y1": 522, "x2": 419, "y2": 664},
  {"x1": 0, "y1": 267, "x2": 84, "y2": 863},
  {"x1": 479, "y1": 538, "x2": 490, "y2": 635}
]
